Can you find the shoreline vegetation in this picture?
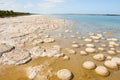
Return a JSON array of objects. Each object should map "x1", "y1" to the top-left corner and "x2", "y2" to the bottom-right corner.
[{"x1": 0, "y1": 10, "x2": 30, "y2": 18}]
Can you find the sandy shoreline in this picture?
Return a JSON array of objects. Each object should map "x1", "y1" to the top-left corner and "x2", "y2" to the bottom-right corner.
[{"x1": 0, "y1": 15, "x2": 120, "y2": 80}]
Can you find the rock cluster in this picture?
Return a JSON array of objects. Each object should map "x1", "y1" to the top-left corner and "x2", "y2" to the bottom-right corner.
[
  {"x1": 0, "y1": 49, "x2": 31, "y2": 65},
  {"x1": 30, "y1": 45, "x2": 62, "y2": 58}
]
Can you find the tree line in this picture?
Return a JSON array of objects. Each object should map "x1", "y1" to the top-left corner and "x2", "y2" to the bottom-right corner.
[{"x1": 0, "y1": 10, "x2": 30, "y2": 18}]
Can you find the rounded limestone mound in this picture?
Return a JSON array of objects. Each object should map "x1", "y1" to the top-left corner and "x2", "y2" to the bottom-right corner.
[
  {"x1": 86, "y1": 44, "x2": 95, "y2": 48},
  {"x1": 85, "y1": 48, "x2": 96, "y2": 53},
  {"x1": 80, "y1": 51, "x2": 88, "y2": 55},
  {"x1": 104, "y1": 60, "x2": 118, "y2": 70},
  {"x1": 98, "y1": 47, "x2": 104, "y2": 51},
  {"x1": 111, "y1": 57, "x2": 120, "y2": 66},
  {"x1": 95, "y1": 66, "x2": 110, "y2": 77},
  {"x1": 83, "y1": 61, "x2": 96, "y2": 70},
  {"x1": 84, "y1": 38, "x2": 92, "y2": 42},
  {"x1": 72, "y1": 44, "x2": 79, "y2": 48},
  {"x1": 93, "y1": 54, "x2": 105, "y2": 61},
  {"x1": 57, "y1": 69, "x2": 72, "y2": 80},
  {"x1": 107, "y1": 50, "x2": 116, "y2": 55}
]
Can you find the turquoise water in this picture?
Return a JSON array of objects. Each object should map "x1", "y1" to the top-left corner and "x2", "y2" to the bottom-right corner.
[{"x1": 49, "y1": 14, "x2": 120, "y2": 39}]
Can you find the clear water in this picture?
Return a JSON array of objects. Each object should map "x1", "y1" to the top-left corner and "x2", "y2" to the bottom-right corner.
[{"x1": 48, "y1": 14, "x2": 120, "y2": 39}]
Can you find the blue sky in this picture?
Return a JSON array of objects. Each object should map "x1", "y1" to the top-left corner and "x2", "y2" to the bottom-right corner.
[{"x1": 0, "y1": 0, "x2": 120, "y2": 14}]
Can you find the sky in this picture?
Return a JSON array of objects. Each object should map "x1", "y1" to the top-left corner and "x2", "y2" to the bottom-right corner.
[{"x1": 0, "y1": 0, "x2": 120, "y2": 14}]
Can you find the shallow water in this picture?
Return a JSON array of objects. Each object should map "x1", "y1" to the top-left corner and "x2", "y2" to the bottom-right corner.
[{"x1": 48, "y1": 14, "x2": 120, "y2": 39}]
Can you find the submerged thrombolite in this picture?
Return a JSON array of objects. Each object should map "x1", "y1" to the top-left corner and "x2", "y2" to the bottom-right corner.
[{"x1": 0, "y1": 15, "x2": 120, "y2": 80}]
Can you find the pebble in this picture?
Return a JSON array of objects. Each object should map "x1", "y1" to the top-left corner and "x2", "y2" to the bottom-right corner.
[
  {"x1": 107, "y1": 38, "x2": 118, "y2": 42},
  {"x1": 93, "y1": 54, "x2": 105, "y2": 61},
  {"x1": 65, "y1": 30, "x2": 70, "y2": 33},
  {"x1": 70, "y1": 35, "x2": 76, "y2": 38},
  {"x1": 95, "y1": 66, "x2": 109, "y2": 77},
  {"x1": 72, "y1": 41, "x2": 77, "y2": 44},
  {"x1": 63, "y1": 56, "x2": 70, "y2": 60},
  {"x1": 106, "y1": 56, "x2": 112, "y2": 60},
  {"x1": 111, "y1": 57, "x2": 120, "y2": 66},
  {"x1": 98, "y1": 47, "x2": 104, "y2": 51},
  {"x1": 72, "y1": 44, "x2": 79, "y2": 48},
  {"x1": 85, "y1": 48, "x2": 96, "y2": 53},
  {"x1": 116, "y1": 50, "x2": 120, "y2": 53},
  {"x1": 83, "y1": 61, "x2": 96, "y2": 70},
  {"x1": 57, "y1": 69, "x2": 72, "y2": 80},
  {"x1": 80, "y1": 51, "x2": 88, "y2": 55},
  {"x1": 84, "y1": 38, "x2": 92, "y2": 42},
  {"x1": 86, "y1": 44, "x2": 95, "y2": 48},
  {"x1": 65, "y1": 48, "x2": 76, "y2": 54},
  {"x1": 43, "y1": 38, "x2": 55, "y2": 43},
  {"x1": 107, "y1": 50, "x2": 116, "y2": 55},
  {"x1": 101, "y1": 44, "x2": 106, "y2": 47}
]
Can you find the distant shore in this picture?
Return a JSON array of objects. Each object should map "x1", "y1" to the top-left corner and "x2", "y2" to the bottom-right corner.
[
  {"x1": 50, "y1": 14, "x2": 120, "y2": 16},
  {"x1": 0, "y1": 10, "x2": 31, "y2": 18}
]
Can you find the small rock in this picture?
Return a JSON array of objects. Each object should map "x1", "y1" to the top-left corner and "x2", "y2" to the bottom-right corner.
[
  {"x1": 116, "y1": 50, "x2": 120, "y2": 53},
  {"x1": 95, "y1": 66, "x2": 109, "y2": 77},
  {"x1": 72, "y1": 41, "x2": 77, "y2": 44},
  {"x1": 65, "y1": 30, "x2": 70, "y2": 33},
  {"x1": 110, "y1": 48, "x2": 116, "y2": 51},
  {"x1": 111, "y1": 57, "x2": 120, "y2": 66},
  {"x1": 109, "y1": 44, "x2": 115, "y2": 48},
  {"x1": 97, "y1": 34, "x2": 103, "y2": 38},
  {"x1": 72, "y1": 44, "x2": 79, "y2": 48},
  {"x1": 104, "y1": 60, "x2": 118, "y2": 70},
  {"x1": 33, "y1": 39, "x2": 43, "y2": 45},
  {"x1": 86, "y1": 44, "x2": 95, "y2": 48},
  {"x1": 93, "y1": 54, "x2": 105, "y2": 61},
  {"x1": 94, "y1": 40, "x2": 99, "y2": 43},
  {"x1": 70, "y1": 35, "x2": 75, "y2": 38},
  {"x1": 79, "y1": 44, "x2": 84, "y2": 47},
  {"x1": 101, "y1": 44, "x2": 106, "y2": 47},
  {"x1": 80, "y1": 51, "x2": 88, "y2": 55},
  {"x1": 83, "y1": 61, "x2": 96, "y2": 70},
  {"x1": 91, "y1": 36, "x2": 100, "y2": 40},
  {"x1": 107, "y1": 50, "x2": 116, "y2": 55},
  {"x1": 57, "y1": 69, "x2": 72, "y2": 80},
  {"x1": 65, "y1": 48, "x2": 76, "y2": 54},
  {"x1": 63, "y1": 56, "x2": 70, "y2": 60},
  {"x1": 84, "y1": 38, "x2": 92, "y2": 42},
  {"x1": 85, "y1": 48, "x2": 96, "y2": 53},
  {"x1": 43, "y1": 38, "x2": 55, "y2": 43},
  {"x1": 107, "y1": 38, "x2": 118, "y2": 42},
  {"x1": 98, "y1": 47, "x2": 104, "y2": 51},
  {"x1": 106, "y1": 56, "x2": 112, "y2": 60}
]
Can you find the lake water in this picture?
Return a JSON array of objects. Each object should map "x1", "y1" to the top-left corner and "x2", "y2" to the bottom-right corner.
[{"x1": 48, "y1": 14, "x2": 120, "y2": 39}]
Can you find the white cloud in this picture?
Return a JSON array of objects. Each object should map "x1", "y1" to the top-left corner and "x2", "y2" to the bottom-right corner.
[
  {"x1": 39, "y1": 0, "x2": 66, "y2": 9},
  {"x1": 45, "y1": 0, "x2": 65, "y2": 3}
]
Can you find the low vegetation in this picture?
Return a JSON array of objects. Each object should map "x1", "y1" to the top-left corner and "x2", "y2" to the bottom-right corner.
[{"x1": 0, "y1": 10, "x2": 30, "y2": 18}]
